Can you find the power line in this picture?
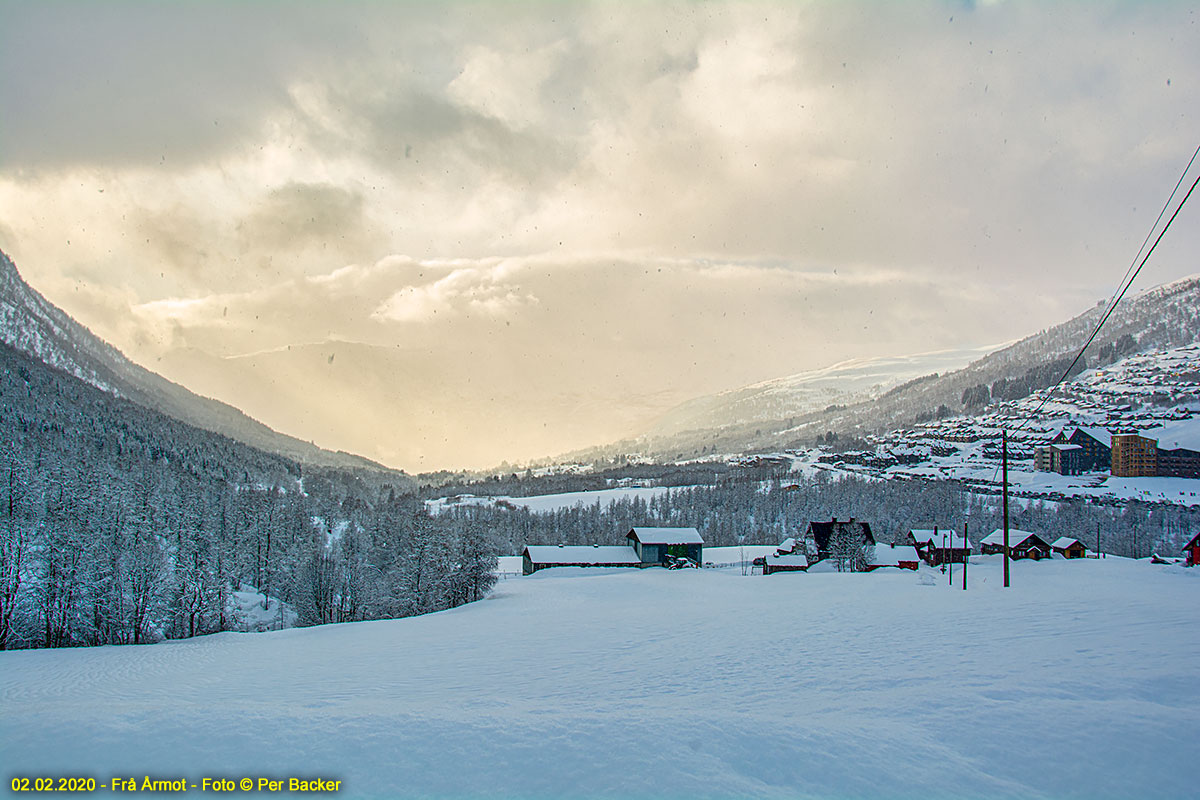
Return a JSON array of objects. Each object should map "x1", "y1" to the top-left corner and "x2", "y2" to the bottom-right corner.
[
  {"x1": 1014, "y1": 160, "x2": 1200, "y2": 433},
  {"x1": 981, "y1": 140, "x2": 1200, "y2": 486}
]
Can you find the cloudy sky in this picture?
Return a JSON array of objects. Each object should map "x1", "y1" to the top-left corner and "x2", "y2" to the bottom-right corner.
[{"x1": 1, "y1": 2, "x2": 1198, "y2": 471}]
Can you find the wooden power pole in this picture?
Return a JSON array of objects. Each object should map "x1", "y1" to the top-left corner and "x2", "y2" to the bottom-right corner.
[
  {"x1": 963, "y1": 518, "x2": 968, "y2": 590},
  {"x1": 1003, "y1": 429, "x2": 1010, "y2": 589}
]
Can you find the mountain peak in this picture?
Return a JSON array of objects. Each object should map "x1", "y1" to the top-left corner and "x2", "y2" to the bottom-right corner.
[{"x1": 0, "y1": 249, "x2": 25, "y2": 295}]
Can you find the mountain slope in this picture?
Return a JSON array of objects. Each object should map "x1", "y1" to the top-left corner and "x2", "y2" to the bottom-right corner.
[
  {"x1": 0, "y1": 250, "x2": 404, "y2": 477},
  {"x1": 646, "y1": 345, "x2": 1000, "y2": 438},
  {"x1": 576, "y1": 273, "x2": 1200, "y2": 462}
]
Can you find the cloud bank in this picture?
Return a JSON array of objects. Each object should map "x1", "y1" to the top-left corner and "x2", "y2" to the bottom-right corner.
[{"x1": 1, "y1": 1, "x2": 1198, "y2": 469}]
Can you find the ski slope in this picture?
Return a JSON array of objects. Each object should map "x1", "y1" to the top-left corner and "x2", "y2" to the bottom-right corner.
[{"x1": 2, "y1": 558, "x2": 1196, "y2": 799}]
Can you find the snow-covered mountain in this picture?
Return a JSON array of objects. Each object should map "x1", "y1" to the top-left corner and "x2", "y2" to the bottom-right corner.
[
  {"x1": 798, "y1": 342, "x2": 1200, "y2": 507},
  {"x1": 0, "y1": 250, "x2": 400, "y2": 476},
  {"x1": 646, "y1": 345, "x2": 999, "y2": 438},
  {"x1": 580, "y1": 273, "x2": 1200, "y2": 462}
]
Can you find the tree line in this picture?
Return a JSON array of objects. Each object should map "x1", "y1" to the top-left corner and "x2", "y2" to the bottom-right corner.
[{"x1": 0, "y1": 342, "x2": 497, "y2": 650}]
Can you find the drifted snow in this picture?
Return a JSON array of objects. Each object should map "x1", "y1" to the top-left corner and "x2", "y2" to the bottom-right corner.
[{"x1": 1, "y1": 557, "x2": 1196, "y2": 799}]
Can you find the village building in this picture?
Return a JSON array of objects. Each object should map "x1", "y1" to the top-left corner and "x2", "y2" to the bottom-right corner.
[
  {"x1": 625, "y1": 527, "x2": 704, "y2": 567},
  {"x1": 1111, "y1": 433, "x2": 1159, "y2": 477},
  {"x1": 1033, "y1": 443, "x2": 1083, "y2": 475},
  {"x1": 763, "y1": 554, "x2": 811, "y2": 574},
  {"x1": 522, "y1": 545, "x2": 641, "y2": 575},
  {"x1": 980, "y1": 529, "x2": 1052, "y2": 560},
  {"x1": 906, "y1": 528, "x2": 971, "y2": 565},
  {"x1": 1051, "y1": 537, "x2": 1088, "y2": 559},
  {"x1": 866, "y1": 544, "x2": 921, "y2": 571},
  {"x1": 803, "y1": 518, "x2": 875, "y2": 566},
  {"x1": 1154, "y1": 435, "x2": 1200, "y2": 479},
  {"x1": 1184, "y1": 532, "x2": 1200, "y2": 567},
  {"x1": 775, "y1": 537, "x2": 797, "y2": 556},
  {"x1": 1048, "y1": 426, "x2": 1113, "y2": 471}
]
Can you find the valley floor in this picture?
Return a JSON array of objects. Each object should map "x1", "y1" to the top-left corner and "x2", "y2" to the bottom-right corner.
[{"x1": 2, "y1": 557, "x2": 1197, "y2": 799}]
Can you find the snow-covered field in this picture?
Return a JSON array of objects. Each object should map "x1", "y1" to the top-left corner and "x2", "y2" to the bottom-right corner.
[{"x1": 3, "y1": 558, "x2": 1197, "y2": 799}]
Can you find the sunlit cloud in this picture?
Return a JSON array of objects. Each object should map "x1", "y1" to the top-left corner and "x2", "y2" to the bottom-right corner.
[{"x1": 1, "y1": 1, "x2": 1198, "y2": 469}]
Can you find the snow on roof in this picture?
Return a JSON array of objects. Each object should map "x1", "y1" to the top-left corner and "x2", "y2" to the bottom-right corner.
[
  {"x1": 766, "y1": 553, "x2": 810, "y2": 567},
  {"x1": 523, "y1": 545, "x2": 641, "y2": 565},
  {"x1": 1052, "y1": 537, "x2": 1083, "y2": 550},
  {"x1": 777, "y1": 537, "x2": 796, "y2": 552},
  {"x1": 909, "y1": 530, "x2": 971, "y2": 550},
  {"x1": 1051, "y1": 443, "x2": 1082, "y2": 451},
  {"x1": 870, "y1": 544, "x2": 921, "y2": 566},
  {"x1": 1067, "y1": 427, "x2": 1113, "y2": 448},
  {"x1": 628, "y1": 527, "x2": 704, "y2": 545},
  {"x1": 981, "y1": 529, "x2": 1041, "y2": 547},
  {"x1": 1140, "y1": 418, "x2": 1200, "y2": 452}
]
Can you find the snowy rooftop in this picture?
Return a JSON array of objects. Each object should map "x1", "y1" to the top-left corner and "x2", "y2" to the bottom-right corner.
[
  {"x1": 909, "y1": 529, "x2": 971, "y2": 550},
  {"x1": 1051, "y1": 537, "x2": 1083, "y2": 550},
  {"x1": 628, "y1": 527, "x2": 705, "y2": 545},
  {"x1": 777, "y1": 537, "x2": 796, "y2": 553},
  {"x1": 766, "y1": 553, "x2": 810, "y2": 567},
  {"x1": 1140, "y1": 418, "x2": 1200, "y2": 452},
  {"x1": 1064, "y1": 426, "x2": 1114, "y2": 448},
  {"x1": 1051, "y1": 443, "x2": 1082, "y2": 451},
  {"x1": 870, "y1": 544, "x2": 921, "y2": 566},
  {"x1": 981, "y1": 529, "x2": 1041, "y2": 547},
  {"x1": 523, "y1": 545, "x2": 641, "y2": 565}
]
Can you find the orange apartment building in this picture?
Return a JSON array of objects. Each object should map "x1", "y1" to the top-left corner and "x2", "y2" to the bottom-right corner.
[{"x1": 1110, "y1": 434, "x2": 1158, "y2": 477}]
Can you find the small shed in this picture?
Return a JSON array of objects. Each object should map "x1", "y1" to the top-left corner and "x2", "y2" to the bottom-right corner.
[
  {"x1": 980, "y1": 529, "x2": 1051, "y2": 560},
  {"x1": 763, "y1": 553, "x2": 811, "y2": 575},
  {"x1": 522, "y1": 545, "x2": 641, "y2": 575},
  {"x1": 866, "y1": 543, "x2": 921, "y2": 571},
  {"x1": 626, "y1": 527, "x2": 704, "y2": 567},
  {"x1": 775, "y1": 537, "x2": 798, "y2": 556},
  {"x1": 1051, "y1": 537, "x2": 1087, "y2": 559},
  {"x1": 1184, "y1": 532, "x2": 1200, "y2": 567},
  {"x1": 906, "y1": 528, "x2": 971, "y2": 565}
]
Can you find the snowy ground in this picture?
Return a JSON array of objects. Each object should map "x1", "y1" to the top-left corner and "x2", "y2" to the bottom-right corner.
[{"x1": 3, "y1": 557, "x2": 1197, "y2": 799}]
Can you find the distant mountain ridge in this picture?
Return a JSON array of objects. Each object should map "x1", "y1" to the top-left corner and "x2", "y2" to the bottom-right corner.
[
  {"x1": 646, "y1": 345, "x2": 1001, "y2": 439},
  {"x1": 566, "y1": 273, "x2": 1200, "y2": 463},
  {"x1": 0, "y1": 250, "x2": 403, "y2": 477}
]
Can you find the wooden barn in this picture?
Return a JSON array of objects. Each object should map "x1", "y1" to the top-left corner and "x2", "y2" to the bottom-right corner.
[
  {"x1": 1051, "y1": 537, "x2": 1088, "y2": 559},
  {"x1": 763, "y1": 554, "x2": 811, "y2": 575},
  {"x1": 867, "y1": 544, "x2": 921, "y2": 571},
  {"x1": 906, "y1": 528, "x2": 971, "y2": 565},
  {"x1": 980, "y1": 529, "x2": 1051, "y2": 560},
  {"x1": 521, "y1": 545, "x2": 641, "y2": 575},
  {"x1": 626, "y1": 527, "x2": 704, "y2": 567},
  {"x1": 1184, "y1": 532, "x2": 1200, "y2": 567}
]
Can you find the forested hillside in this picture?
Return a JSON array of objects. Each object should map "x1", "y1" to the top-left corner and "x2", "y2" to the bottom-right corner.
[
  {"x1": 0, "y1": 250, "x2": 404, "y2": 475},
  {"x1": 0, "y1": 341, "x2": 497, "y2": 650}
]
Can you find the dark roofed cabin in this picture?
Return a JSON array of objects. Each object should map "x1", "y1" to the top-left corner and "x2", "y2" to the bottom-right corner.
[
  {"x1": 980, "y1": 529, "x2": 1051, "y2": 560},
  {"x1": 626, "y1": 527, "x2": 704, "y2": 567}
]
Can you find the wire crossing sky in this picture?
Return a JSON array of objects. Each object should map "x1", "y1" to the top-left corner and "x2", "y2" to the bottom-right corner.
[{"x1": 1, "y1": 1, "x2": 1198, "y2": 470}]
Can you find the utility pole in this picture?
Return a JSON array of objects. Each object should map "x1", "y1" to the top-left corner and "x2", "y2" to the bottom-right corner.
[
  {"x1": 947, "y1": 531, "x2": 953, "y2": 586},
  {"x1": 1003, "y1": 429, "x2": 1010, "y2": 588},
  {"x1": 938, "y1": 524, "x2": 946, "y2": 574},
  {"x1": 1097, "y1": 519, "x2": 1101, "y2": 559},
  {"x1": 962, "y1": 517, "x2": 968, "y2": 590}
]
